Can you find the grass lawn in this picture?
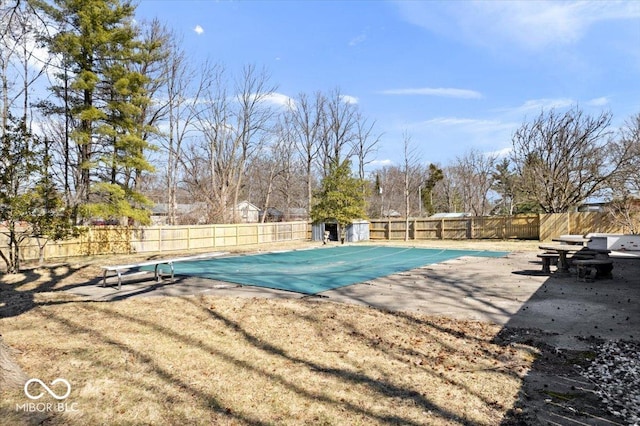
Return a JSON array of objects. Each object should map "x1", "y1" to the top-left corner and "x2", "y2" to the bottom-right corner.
[
  {"x1": 1, "y1": 295, "x2": 537, "y2": 425},
  {"x1": 0, "y1": 241, "x2": 542, "y2": 425}
]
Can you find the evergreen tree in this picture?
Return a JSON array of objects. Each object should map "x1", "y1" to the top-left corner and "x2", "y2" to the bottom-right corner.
[
  {"x1": 311, "y1": 159, "x2": 367, "y2": 241},
  {"x1": 420, "y1": 163, "x2": 443, "y2": 215},
  {"x1": 36, "y1": 0, "x2": 155, "y2": 224}
]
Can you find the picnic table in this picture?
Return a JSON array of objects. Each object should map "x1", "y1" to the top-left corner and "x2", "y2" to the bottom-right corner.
[
  {"x1": 539, "y1": 244, "x2": 611, "y2": 274},
  {"x1": 551, "y1": 236, "x2": 591, "y2": 246},
  {"x1": 539, "y1": 244, "x2": 584, "y2": 273}
]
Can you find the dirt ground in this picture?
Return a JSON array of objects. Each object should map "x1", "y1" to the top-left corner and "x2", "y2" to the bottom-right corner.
[{"x1": 2, "y1": 239, "x2": 639, "y2": 425}]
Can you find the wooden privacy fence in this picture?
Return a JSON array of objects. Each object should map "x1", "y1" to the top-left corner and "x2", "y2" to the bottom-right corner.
[
  {"x1": 538, "y1": 212, "x2": 623, "y2": 241},
  {"x1": 369, "y1": 215, "x2": 540, "y2": 240},
  {"x1": 12, "y1": 221, "x2": 309, "y2": 262},
  {"x1": 369, "y1": 212, "x2": 625, "y2": 241},
  {"x1": 2, "y1": 212, "x2": 628, "y2": 263}
]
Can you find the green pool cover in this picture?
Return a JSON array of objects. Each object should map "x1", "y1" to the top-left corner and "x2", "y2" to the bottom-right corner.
[{"x1": 147, "y1": 245, "x2": 508, "y2": 295}]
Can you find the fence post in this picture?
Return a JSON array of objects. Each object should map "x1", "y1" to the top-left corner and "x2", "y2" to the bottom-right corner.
[{"x1": 440, "y1": 219, "x2": 445, "y2": 239}]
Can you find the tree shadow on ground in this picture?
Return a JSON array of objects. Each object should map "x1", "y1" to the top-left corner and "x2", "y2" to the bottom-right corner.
[{"x1": 0, "y1": 264, "x2": 94, "y2": 319}]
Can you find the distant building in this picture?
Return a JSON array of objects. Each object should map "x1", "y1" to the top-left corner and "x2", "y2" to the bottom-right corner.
[
  {"x1": 381, "y1": 209, "x2": 401, "y2": 218},
  {"x1": 235, "y1": 200, "x2": 260, "y2": 223},
  {"x1": 261, "y1": 207, "x2": 284, "y2": 222},
  {"x1": 151, "y1": 203, "x2": 208, "y2": 225},
  {"x1": 429, "y1": 212, "x2": 471, "y2": 219}
]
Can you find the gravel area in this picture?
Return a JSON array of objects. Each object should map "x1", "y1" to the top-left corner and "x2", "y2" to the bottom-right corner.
[{"x1": 580, "y1": 340, "x2": 640, "y2": 425}]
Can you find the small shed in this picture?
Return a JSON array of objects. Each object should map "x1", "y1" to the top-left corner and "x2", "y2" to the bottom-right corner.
[
  {"x1": 346, "y1": 220, "x2": 370, "y2": 242},
  {"x1": 235, "y1": 201, "x2": 260, "y2": 223},
  {"x1": 312, "y1": 220, "x2": 370, "y2": 243}
]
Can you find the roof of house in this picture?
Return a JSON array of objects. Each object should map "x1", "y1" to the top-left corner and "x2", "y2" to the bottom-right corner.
[
  {"x1": 429, "y1": 212, "x2": 471, "y2": 219},
  {"x1": 152, "y1": 203, "x2": 207, "y2": 215}
]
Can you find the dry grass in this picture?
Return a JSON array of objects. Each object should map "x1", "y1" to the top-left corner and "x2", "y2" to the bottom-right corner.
[
  {"x1": 0, "y1": 296, "x2": 538, "y2": 425},
  {"x1": 0, "y1": 239, "x2": 541, "y2": 425}
]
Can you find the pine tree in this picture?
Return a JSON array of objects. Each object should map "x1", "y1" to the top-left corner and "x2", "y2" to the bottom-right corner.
[{"x1": 36, "y1": 0, "x2": 155, "y2": 224}]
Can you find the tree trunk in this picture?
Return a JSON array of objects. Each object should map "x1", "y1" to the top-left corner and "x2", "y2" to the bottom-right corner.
[{"x1": 0, "y1": 337, "x2": 28, "y2": 392}]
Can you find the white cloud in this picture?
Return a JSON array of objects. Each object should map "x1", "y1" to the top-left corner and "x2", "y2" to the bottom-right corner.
[
  {"x1": 486, "y1": 146, "x2": 512, "y2": 158},
  {"x1": 264, "y1": 92, "x2": 295, "y2": 109},
  {"x1": 369, "y1": 159, "x2": 393, "y2": 167},
  {"x1": 421, "y1": 117, "x2": 510, "y2": 131},
  {"x1": 587, "y1": 97, "x2": 609, "y2": 107},
  {"x1": 505, "y1": 98, "x2": 575, "y2": 115},
  {"x1": 193, "y1": 25, "x2": 204, "y2": 35},
  {"x1": 395, "y1": 1, "x2": 640, "y2": 51},
  {"x1": 232, "y1": 92, "x2": 294, "y2": 109},
  {"x1": 381, "y1": 87, "x2": 482, "y2": 99},
  {"x1": 341, "y1": 95, "x2": 359, "y2": 104},
  {"x1": 349, "y1": 33, "x2": 367, "y2": 46}
]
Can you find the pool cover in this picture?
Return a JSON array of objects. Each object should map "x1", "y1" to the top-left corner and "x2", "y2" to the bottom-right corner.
[{"x1": 147, "y1": 245, "x2": 508, "y2": 295}]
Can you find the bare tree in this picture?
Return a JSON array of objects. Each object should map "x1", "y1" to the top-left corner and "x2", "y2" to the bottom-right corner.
[
  {"x1": 156, "y1": 30, "x2": 209, "y2": 225},
  {"x1": 608, "y1": 113, "x2": 640, "y2": 233},
  {"x1": 289, "y1": 91, "x2": 324, "y2": 216},
  {"x1": 511, "y1": 107, "x2": 634, "y2": 213},
  {"x1": 1, "y1": 0, "x2": 46, "y2": 129},
  {"x1": 318, "y1": 87, "x2": 358, "y2": 176},
  {"x1": 370, "y1": 166, "x2": 404, "y2": 218},
  {"x1": 401, "y1": 131, "x2": 421, "y2": 240},
  {"x1": 450, "y1": 149, "x2": 497, "y2": 216},
  {"x1": 256, "y1": 126, "x2": 285, "y2": 223},
  {"x1": 188, "y1": 64, "x2": 276, "y2": 223},
  {"x1": 230, "y1": 64, "x2": 277, "y2": 221},
  {"x1": 352, "y1": 113, "x2": 381, "y2": 193}
]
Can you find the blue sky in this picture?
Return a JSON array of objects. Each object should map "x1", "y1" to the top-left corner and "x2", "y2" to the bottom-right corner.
[{"x1": 135, "y1": 0, "x2": 640, "y2": 169}]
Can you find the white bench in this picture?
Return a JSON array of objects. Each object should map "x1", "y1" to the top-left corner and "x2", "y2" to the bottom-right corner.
[{"x1": 101, "y1": 252, "x2": 229, "y2": 290}]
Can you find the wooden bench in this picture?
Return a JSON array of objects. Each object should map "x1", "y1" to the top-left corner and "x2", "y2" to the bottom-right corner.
[
  {"x1": 101, "y1": 252, "x2": 229, "y2": 290},
  {"x1": 572, "y1": 258, "x2": 614, "y2": 282},
  {"x1": 537, "y1": 253, "x2": 559, "y2": 273}
]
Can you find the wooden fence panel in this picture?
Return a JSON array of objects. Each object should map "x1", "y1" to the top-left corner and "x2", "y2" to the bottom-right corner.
[
  {"x1": 472, "y1": 215, "x2": 539, "y2": 239},
  {"x1": 538, "y1": 212, "x2": 623, "y2": 241},
  {"x1": 8, "y1": 221, "x2": 309, "y2": 262},
  {"x1": 413, "y1": 219, "x2": 439, "y2": 239},
  {"x1": 369, "y1": 221, "x2": 388, "y2": 240},
  {"x1": 369, "y1": 214, "x2": 539, "y2": 241}
]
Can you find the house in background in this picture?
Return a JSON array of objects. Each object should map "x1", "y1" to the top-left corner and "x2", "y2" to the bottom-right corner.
[
  {"x1": 152, "y1": 201, "x2": 305, "y2": 225},
  {"x1": 381, "y1": 209, "x2": 401, "y2": 218},
  {"x1": 235, "y1": 200, "x2": 260, "y2": 223},
  {"x1": 151, "y1": 203, "x2": 208, "y2": 225},
  {"x1": 429, "y1": 212, "x2": 471, "y2": 219},
  {"x1": 261, "y1": 207, "x2": 284, "y2": 222}
]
